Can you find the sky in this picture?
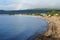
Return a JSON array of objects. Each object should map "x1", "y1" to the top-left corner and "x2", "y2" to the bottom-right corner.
[{"x1": 0, "y1": 0, "x2": 60, "y2": 10}]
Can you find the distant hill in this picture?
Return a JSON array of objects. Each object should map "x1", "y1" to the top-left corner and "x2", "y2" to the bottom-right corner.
[{"x1": 0, "y1": 9, "x2": 60, "y2": 14}]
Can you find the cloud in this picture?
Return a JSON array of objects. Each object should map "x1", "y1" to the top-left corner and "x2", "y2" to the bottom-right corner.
[{"x1": 0, "y1": 0, "x2": 60, "y2": 10}]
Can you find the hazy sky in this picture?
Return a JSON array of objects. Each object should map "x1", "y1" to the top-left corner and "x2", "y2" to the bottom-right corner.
[{"x1": 0, "y1": 0, "x2": 60, "y2": 10}]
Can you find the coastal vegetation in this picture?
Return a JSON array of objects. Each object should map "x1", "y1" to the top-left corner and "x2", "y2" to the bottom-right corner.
[
  {"x1": 23, "y1": 10, "x2": 60, "y2": 17},
  {"x1": 47, "y1": 10, "x2": 60, "y2": 16},
  {"x1": 0, "y1": 9, "x2": 60, "y2": 16}
]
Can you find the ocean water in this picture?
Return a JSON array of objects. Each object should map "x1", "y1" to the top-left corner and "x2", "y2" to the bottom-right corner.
[{"x1": 0, "y1": 15, "x2": 48, "y2": 40}]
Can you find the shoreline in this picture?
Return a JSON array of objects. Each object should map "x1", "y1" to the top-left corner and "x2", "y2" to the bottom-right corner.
[
  {"x1": 21, "y1": 15, "x2": 60, "y2": 40},
  {"x1": 19, "y1": 15, "x2": 60, "y2": 40},
  {"x1": 35, "y1": 16, "x2": 60, "y2": 40}
]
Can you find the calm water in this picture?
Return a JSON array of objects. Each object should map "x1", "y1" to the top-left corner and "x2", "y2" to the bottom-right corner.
[{"x1": 0, "y1": 15, "x2": 48, "y2": 40}]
